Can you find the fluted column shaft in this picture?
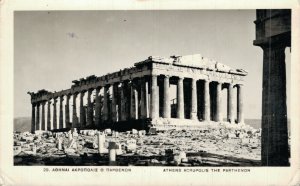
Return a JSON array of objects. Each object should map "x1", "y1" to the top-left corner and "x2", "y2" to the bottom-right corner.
[
  {"x1": 95, "y1": 87, "x2": 101, "y2": 127},
  {"x1": 190, "y1": 78, "x2": 197, "y2": 120},
  {"x1": 120, "y1": 83, "x2": 127, "y2": 121},
  {"x1": 150, "y1": 75, "x2": 159, "y2": 119},
  {"x1": 177, "y1": 77, "x2": 184, "y2": 119},
  {"x1": 111, "y1": 84, "x2": 118, "y2": 122},
  {"x1": 130, "y1": 82, "x2": 138, "y2": 119},
  {"x1": 140, "y1": 78, "x2": 147, "y2": 119},
  {"x1": 80, "y1": 91, "x2": 86, "y2": 127},
  {"x1": 59, "y1": 96, "x2": 64, "y2": 129},
  {"x1": 72, "y1": 93, "x2": 78, "y2": 128},
  {"x1": 41, "y1": 102, "x2": 46, "y2": 130},
  {"x1": 47, "y1": 100, "x2": 51, "y2": 130},
  {"x1": 237, "y1": 84, "x2": 244, "y2": 123},
  {"x1": 227, "y1": 84, "x2": 234, "y2": 123},
  {"x1": 163, "y1": 76, "x2": 170, "y2": 118},
  {"x1": 87, "y1": 89, "x2": 94, "y2": 126},
  {"x1": 102, "y1": 86, "x2": 109, "y2": 121},
  {"x1": 65, "y1": 95, "x2": 70, "y2": 127},
  {"x1": 53, "y1": 99, "x2": 57, "y2": 129},
  {"x1": 204, "y1": 80, "x2": 210, "y2": 121},
  {"x1": 215, "y1": 82, "x2": 222, "y2": 122},
  {"x1": 36, "y1": 103, "x2": 40, "y2": 130},
  {"x1": 31, "y1": 104, "x2": 36, "y2": 133}
]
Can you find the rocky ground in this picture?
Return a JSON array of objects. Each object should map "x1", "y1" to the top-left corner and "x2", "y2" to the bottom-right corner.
[{"x1": 14, "y1": 123, "x2": 262, "y2": 166}]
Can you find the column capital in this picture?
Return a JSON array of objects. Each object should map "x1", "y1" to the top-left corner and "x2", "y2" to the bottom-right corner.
[
  {"x1": 53, "y1": 98, "x2": 58, "y2": 104},
  {"x1": 151, "y1": 74, "x2": 158, "y2": 78},
  {"x1": 178, "y1": 76, "x2": 184, "y2": 80},
  {"x1": 204, "y1": 78, "x2": 210, "y2": 83}
]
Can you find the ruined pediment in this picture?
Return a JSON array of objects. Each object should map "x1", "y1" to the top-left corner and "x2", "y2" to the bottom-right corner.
[{"x1": 143, "y1": 54, "x2": 247, "y2": 75}]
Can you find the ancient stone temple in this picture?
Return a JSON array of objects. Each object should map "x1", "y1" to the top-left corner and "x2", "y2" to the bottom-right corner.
[
  {"x1": 254, "y1": 9, "x2": 291, "y2": 166},
  {"x1": 28, "y1": 54, "x2": 247, "y2": 133}
]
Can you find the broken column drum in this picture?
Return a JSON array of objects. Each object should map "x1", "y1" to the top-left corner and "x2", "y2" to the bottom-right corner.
[{"x1": 28, "y1": 54, "x2": 247, "y2": 132}]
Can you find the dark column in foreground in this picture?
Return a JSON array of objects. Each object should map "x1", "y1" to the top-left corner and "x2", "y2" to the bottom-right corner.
[{"x1": 254, "y1": 9, "x2": 291, "y2": 166}]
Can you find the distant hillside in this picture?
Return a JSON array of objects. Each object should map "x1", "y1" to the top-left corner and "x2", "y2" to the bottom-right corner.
[
  {"x1": 14, "y1": 117, "x2": 31, "y2": 133},
  {"x1": 245, "y1": 119, "x2": 291, "y2": 134},
  {"x1": 245, "y1": 119, "x2": 261, "y2": 129}
]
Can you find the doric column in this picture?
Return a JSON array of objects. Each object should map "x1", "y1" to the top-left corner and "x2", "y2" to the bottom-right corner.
[
  {"x1": 59, "y1": 96, "x2": 64, "y2": 129},
  {"x1": 53, "y1": 98, "x2": 57, "y2": 129},
  {"x1": 150, "y1": 75, "x2": 159, "y2": 119},
  {"x1": 41, "y1": 101, "x2": 46, "y2": 130},
  {"x1": 120, "y1": 82, "x2": 127, "y2": 121},
  {"x1": 87, "y1": 89, "x2": 94, "y2": 126},
  {"x1": 65, "y1": 95, "x2": 70, "y2": 128},
  {"x1": 177, "y1": 77, "x2": 184, "y2": 119},
  {"x1": 130, "y1": 81, "x2": 138, "y2": 119},
  {"x1": 95, "y1": 87, "x2": 101, "y2": 127},
  {"x1": 102, "y1": 85, "x2": 109, "y2": 121},
  {"x1": 190, "y1": 78, "x2": 197, "y2": 120},
  {"x1": 36, "y1": 103, "x2": 40, "y2": 130},
  {"x1": 31, "y1": 103, "x2": 36, "y2": 133},
  {"x1": 215, "y1": 82, "x2": 222, "y2": 122},
  {"x1": 227, "y1": 83, "x2": 234, "y2": 123},
  {"x1": 146, "y1": 81, "x2": 150, "y2": 118},
  {"x1": 72, "y1": 93, "x2": 78, "y2": 128},
  {"x1": 163, "y1": 75, "x2": 170, "y2": 118},
  {"x1": 111, "y1": 83, "x2": 118, "y2": 122},
  {"x1": 254, "y1": 9, "x2": 290, "y2": 166},
  {"x1": 204, "y1": 80, "x2": 210, "y2": 121},
  {"x1": 80, "y1": 91, "x2": 86, "y2": 127},
  {"x1": 237, "y1": 84, "x2": 244, "y2": 123},
  {"x1": 140, "y1": 77, "x2": 147, "y2": 119},
  {"x1": 124, "y1": 82, "x2": 131, "y2": 120},
  {"x1": 47, "y1": 100, "x2": 51, "y2": 130}
]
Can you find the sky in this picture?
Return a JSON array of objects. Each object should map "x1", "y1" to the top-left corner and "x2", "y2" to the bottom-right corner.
[{"x1": 14, "y1": 10, "x2": 291, "y2": 119}]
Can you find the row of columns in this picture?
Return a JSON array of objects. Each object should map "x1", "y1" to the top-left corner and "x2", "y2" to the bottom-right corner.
[
  {"x1": 31, "y1": 76, "x2": 244, "y2": 133},
  {"x1": 150, "y1": 75, "x2": 244, "y2": 123}
]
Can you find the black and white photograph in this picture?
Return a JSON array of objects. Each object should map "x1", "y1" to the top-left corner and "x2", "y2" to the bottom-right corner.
[{"x1": 1, "y1": 1, "x2": 299, "y2": 185}]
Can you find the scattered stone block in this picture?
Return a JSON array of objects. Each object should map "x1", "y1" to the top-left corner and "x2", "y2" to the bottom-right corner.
[
  {"x1": 108, "y1": 142, "x2": 119, "y2": 163},
  {"x1": 138, "y1": 130, "x2": 146, "y2": 137},
  {"x1": 132, "y1": 129, "x2": 138, "y2": 134},
  {"x1": 98, "y1": 133, "x2": 108, "y2": 154},
  {"x1": 105, "y1": 129, "x2": 112, "y2": 135},
  {"x1": 14, "y1": 146, "x2": 22, "y2": 156},
  {"x1": 148, "y1": 128, "x2": 157, "y2": 135},
  {"x1": 126, "y1": 139, "x2": 137, "y2": 151}
]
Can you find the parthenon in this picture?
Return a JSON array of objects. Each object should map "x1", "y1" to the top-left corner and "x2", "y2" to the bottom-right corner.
[{"x1": 28, "y1": 54, "x2": 247, "y2": 133}]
